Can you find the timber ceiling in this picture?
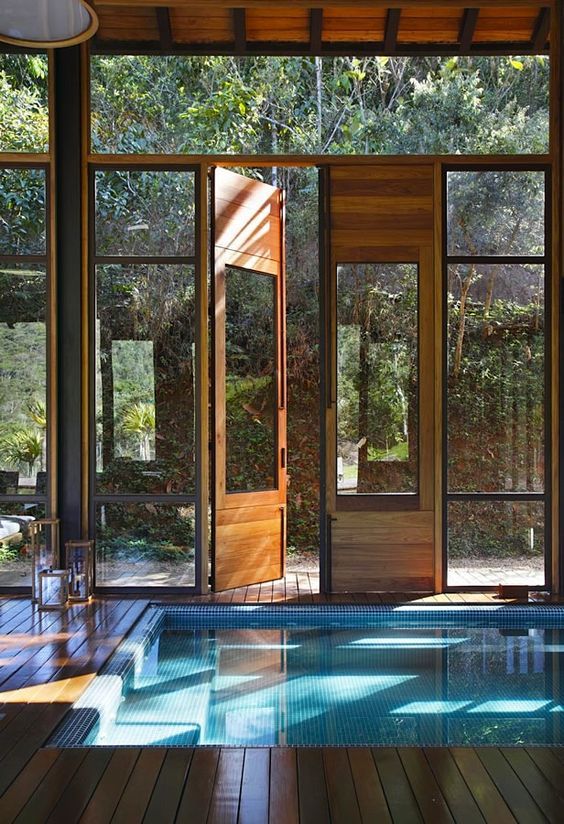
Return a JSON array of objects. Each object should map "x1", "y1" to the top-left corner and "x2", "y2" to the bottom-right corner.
[{"x1": 90, "y1": 2, "x2": 553, "y2": 56}]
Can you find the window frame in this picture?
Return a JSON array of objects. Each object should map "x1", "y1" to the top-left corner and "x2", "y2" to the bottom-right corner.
[
  {"x1": 89, "y1": 162, "x2": 204, "y2": 592},
  {"x1": 334, "y1": 258, "x2": 421, "y2": 508},
  {"x1": 442, "y1": 162, "x2": 552, "y2": 590}
]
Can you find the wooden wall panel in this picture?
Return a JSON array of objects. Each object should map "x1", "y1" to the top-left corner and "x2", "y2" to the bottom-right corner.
[
  {"x1": 330, "y1": 165, "x2": 434, "y2": 255},
  {"x1": 328, "y1": 163, "x2": 436, "y2": 593},
  {"x1": 332, "y1": 512, "x2": 434, "y2": 591}
]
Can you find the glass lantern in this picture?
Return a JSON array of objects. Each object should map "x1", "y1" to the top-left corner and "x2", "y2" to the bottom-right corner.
[
  {"x1": 66, "y1": 539, "x2": 94, "y2": 601},
  {"x1": 38, "y1": 569, "x2": 69, "y2": 610},
  {"x1": 30, "y1": 518, "x2": 60, "y2": 603}
]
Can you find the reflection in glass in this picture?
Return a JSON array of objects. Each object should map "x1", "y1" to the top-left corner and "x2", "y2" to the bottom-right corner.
[
  {"x1": 0, "y1": 265, "x2": 47, "y2": 493},
  {"x1": 225, "y1": 266, "x2": 276, "y2": 493},
  {"x1": 447, "y1": 500, "x2": 544, "y2": 587},
  {"x1": 0, "y1": 54, "x2": 49, "y2": 153},
  {"x1": 95, "y1": 170, "x2": 195, "y2": 257},
  {"x1": 95, "y1": 503, "x2": 195, "y2": 587},
  {"x1": 95, "y1": 265, "x2": 195, "y2": 494},
  {"x1": 447, "y1": 171, "x2": 545, "y2": 257},
  {"x1": 447, "y1": 264, "x2": 544, "y2": 493},
  {"x1": 0, "y1": 168, "x2": 46, "y2": 254},
  {"x1": 336, "y1": 264, "x2": 418, "y2": 494},
  {"x1": 0, "y1": 502, "x2": 45, "y2": 587}
]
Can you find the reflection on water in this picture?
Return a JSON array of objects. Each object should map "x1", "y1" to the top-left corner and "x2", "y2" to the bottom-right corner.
[{"x1": 68, "y1": 619, "x2": 564, "y2": 747}]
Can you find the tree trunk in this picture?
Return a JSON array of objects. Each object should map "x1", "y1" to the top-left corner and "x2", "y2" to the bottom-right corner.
[{"x1": 452, "y1": 266, "x2": 475, "y2": 379}]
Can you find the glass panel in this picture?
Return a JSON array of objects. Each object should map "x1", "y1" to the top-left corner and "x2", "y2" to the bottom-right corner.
[
  {"x1": 0, "y1": 168, "x2": 46, "y2": 255},
  {"x1": 0, "y1": 54, "x2": 49, "y2": 153},
  {"x1": 447, "y1": 171, "x2": 545, "y2": 257},
  {"x1": 447, "y1": 264, "x2": 544, "y2": 493},
  {"x1": 95, "y1": 503, "x2": 195, "y2": 587},
  {"x1": 336, "y1": 263, "x2": 418, "y2": 494},
  {"x1": 225, "y1": 266, "x2": 277, "y2": 493},
  {"x1": 0, "y1": 264, "x2": 47, "y2": 493},
  {"x1": 95, "y1": 265, "x2": 195, "y2": 494},
  {"x1": 447, "y1": 500, "x2": 544, "y2": 588},
  {"x1": 0, "y1": 502, "x2": 45, "y2": 587},
  {"x1": 95, "y1": 170, "x2": 195, "y2": 257},
  {"x1": 91, "y1": 56, "x2": 549, "y2": 155}
]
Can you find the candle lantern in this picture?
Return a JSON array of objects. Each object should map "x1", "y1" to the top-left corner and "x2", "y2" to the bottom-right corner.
[
  {"x1": 30, "y1": 518, "x2": 60, "y2": 603},
  {"x1": 66, "y1": 539, "x2": 94, "y2": 601},
  {"x1": 38, "y1": 569, "x2": 69, "y2": 610}
]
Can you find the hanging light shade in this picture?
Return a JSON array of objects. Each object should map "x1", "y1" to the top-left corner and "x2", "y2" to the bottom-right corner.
[{"x1": 0, "y1": 0, "x2": 98, "y2": 48}]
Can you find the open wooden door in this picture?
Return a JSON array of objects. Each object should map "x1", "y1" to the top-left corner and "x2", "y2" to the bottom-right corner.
[{"x1": 211, "y1": 167, "x2": 287, "y2": 591}]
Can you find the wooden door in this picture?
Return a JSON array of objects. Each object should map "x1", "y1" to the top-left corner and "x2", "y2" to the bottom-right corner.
[
  {"x1": 211, "y1": 167, "x2": 286, "y2": 591},
  {"x1": 324, "y1": 164, "x2": 437, "y2": 592}
]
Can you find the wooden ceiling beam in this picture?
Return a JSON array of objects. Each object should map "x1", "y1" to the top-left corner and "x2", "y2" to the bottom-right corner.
[
  {"x1": 531, "y1": 7, "x2": 551, "y2": 50},
  {"x1": 384, "y1": 9, "x2": 401, "y2": 54},
  {"x1": 94, "y1": 1, "x2": 555, "y2": 9},
  {"x1": 93, "y1": 39, "x2": 548, "y2": 57},
  {"x1": 310, "y1": 9, "x2": 323, "y2": 54},
  {"x1": 233, "y1": 8, "x2": 247, "y2": 54},
  {"x1": 459, "y1": 8, "x2": 479, "y2": 53},
  {"x1": 156, "y1": 8, "x2": 173, "y2": 51}
]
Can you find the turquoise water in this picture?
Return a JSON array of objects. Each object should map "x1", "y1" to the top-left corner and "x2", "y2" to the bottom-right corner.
[{"x1": 51, "y1": 606, "x2": 564, "y2": 747}]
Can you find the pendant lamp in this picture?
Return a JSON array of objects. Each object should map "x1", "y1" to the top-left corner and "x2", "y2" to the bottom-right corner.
[{"x1": 0, "y1": 0, "x2": 98, "y2": 48}]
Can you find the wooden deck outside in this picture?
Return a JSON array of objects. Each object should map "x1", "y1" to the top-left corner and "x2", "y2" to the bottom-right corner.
[{"x1": 0, "y1": 575, "x2": 562, "y2": 822}]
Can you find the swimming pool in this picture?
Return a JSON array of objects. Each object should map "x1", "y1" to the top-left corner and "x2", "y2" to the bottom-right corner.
[{"x1": 50, "y1": 605, "x2": 564, "y2": 747}]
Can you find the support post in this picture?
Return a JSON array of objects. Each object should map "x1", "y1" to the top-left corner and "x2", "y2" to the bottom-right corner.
[{"x1": 54, "y1": 47, "x2": 84, "y2": 546}]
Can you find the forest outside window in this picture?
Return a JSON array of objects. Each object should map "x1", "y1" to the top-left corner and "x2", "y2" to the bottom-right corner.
[
  {"x1": 336, "y1": 263, "x2": 419, "y2": 496},
  {"x1": 445, "y1": 168, "x2": 548, "y2": 588},
  {"x1": 93, "y1": 167, "x2": 198, "y2": 588},
  {"x1": 0, "y1": 165, "x2": 49, "y2": 587}
]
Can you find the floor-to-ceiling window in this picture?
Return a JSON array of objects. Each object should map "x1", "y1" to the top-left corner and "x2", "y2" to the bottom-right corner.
[
  {"x1": 444, "y1": 167, "x2": 550, "y2": 588},
  {"x1": 92, "y1": 167, "x2": 200, "y2": 588},
  {"x1": 0, "y1": 54, "x2": 51, "y2": 588}
]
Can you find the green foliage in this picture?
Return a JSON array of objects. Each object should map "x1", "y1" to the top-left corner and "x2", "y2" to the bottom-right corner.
[
  {"x1": 0, "y1": 52, "x2": 552, "y2": 566},
  {"x1": 91, "y1": 54, "x2": 549, "y2": 156},
  {"x1": 0, "y1": 55, "x2": 48, "y2": 153},
  {"x1": 1, "y1": 428, "x2": 42, "y2": 474}
]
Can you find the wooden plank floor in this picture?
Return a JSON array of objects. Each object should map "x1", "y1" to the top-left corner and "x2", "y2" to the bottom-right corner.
[{"x1": 0, "y1": 578, "x2": 561, "y2": 822}]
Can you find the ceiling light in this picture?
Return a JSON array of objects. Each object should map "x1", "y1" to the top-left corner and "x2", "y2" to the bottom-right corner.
[{"x1": 0, "y1": 0, "x2": 98, "y2": 48}]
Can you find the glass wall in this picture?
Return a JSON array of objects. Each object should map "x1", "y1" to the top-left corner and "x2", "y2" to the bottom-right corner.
[
  {"x1": 90, "y1": 56, "x2": 549, "y2": 156},
  {"x1": 93, "y1": 168, "x2": 198, "y2": 587},
  {"x1": 0, "y1": 166, "x2": 49, "y2": 586},
  {"x1": 445, "y1": 169, "x2": 548, "y2": 587},
  {"x1": 0, "y1": 54, "x2": 49, "y2": 153}
]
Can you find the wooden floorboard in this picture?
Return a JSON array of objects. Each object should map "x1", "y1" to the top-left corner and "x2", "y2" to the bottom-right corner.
[{"x1": 0, "y1": 587, "x2": 562, "y2": 821}]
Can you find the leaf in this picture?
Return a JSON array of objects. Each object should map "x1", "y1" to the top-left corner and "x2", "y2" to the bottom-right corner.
[{"x1": 510, "y1": 59, "x2": 524, "y2": 71}]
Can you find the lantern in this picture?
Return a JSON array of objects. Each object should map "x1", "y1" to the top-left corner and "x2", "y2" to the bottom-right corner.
[
  {"x1": 30, "y1": 518, "x2": 60, "y2": 603},
  {"x1": 66, "y1": 539, "x2": 94, "y2": 601},
  {"x1": 38, "y1": 569, "x2": 69, "y2": 610}
]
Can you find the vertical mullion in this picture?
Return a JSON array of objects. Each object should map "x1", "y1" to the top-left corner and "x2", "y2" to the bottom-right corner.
[{"x1": 196, "y1": 162, "x2": 209, "y2": 594}]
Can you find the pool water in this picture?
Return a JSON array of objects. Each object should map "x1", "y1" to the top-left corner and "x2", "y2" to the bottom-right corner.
[{"x1": 50, "y1": 605, "x2": 564, "y2": 747}]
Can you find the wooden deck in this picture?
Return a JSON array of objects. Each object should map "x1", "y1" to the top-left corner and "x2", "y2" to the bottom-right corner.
[{"x1": 0, "y1": 576, "x2": 562, "y2": 823}]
